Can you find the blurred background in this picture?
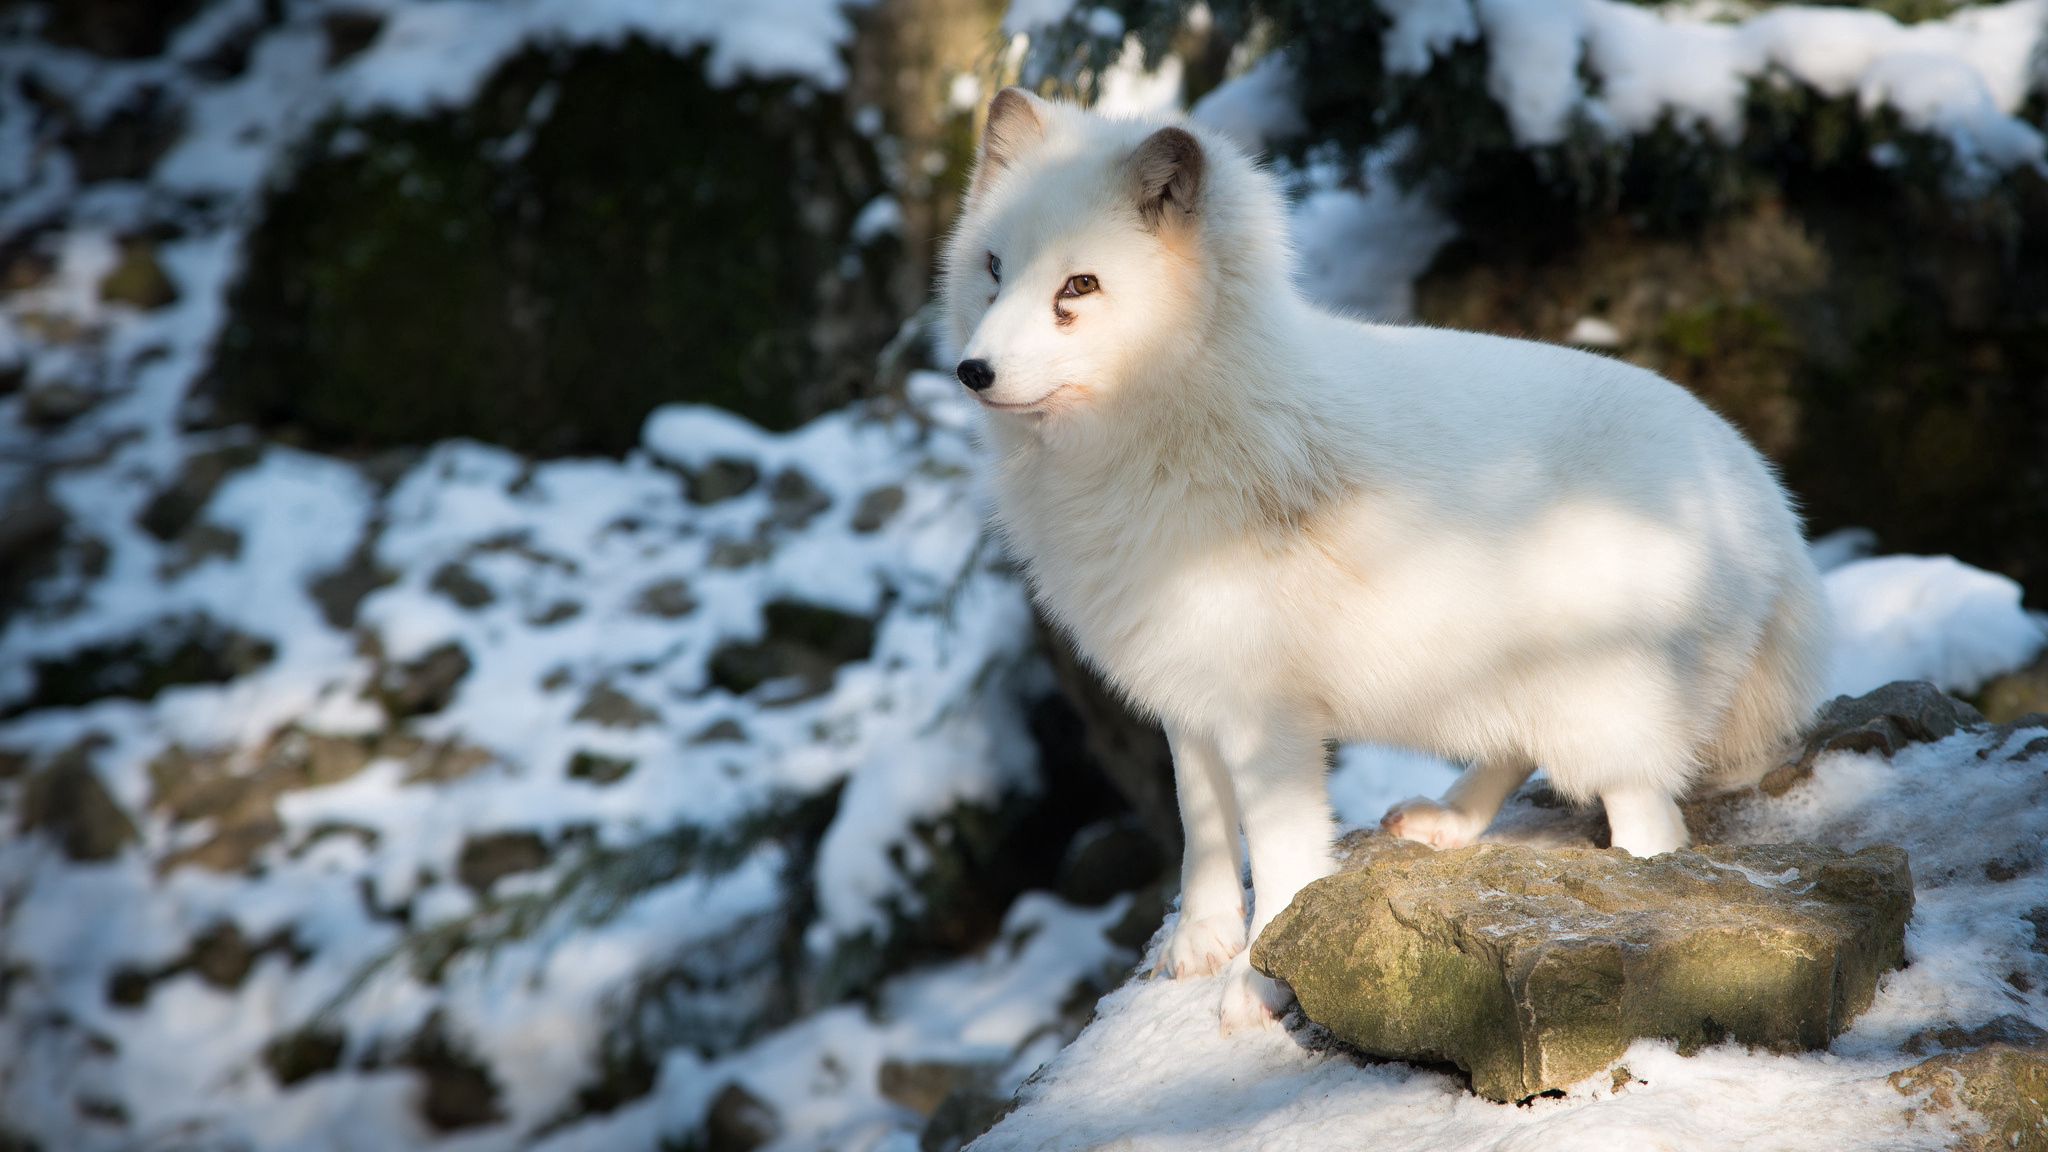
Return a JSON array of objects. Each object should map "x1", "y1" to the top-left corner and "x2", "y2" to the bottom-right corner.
[{"x1": 0, "y1": 1, "x2": 2044, "y2": 1149}]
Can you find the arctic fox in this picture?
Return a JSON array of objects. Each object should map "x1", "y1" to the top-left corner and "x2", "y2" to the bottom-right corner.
[{"x1": 941, "y1": 89, "x2": 1830, "y2": 1030}]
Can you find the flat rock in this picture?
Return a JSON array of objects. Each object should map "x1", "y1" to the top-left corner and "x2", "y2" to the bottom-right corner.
[{"x1": 1254, "y1": 833, "x2": 1913, "y2": 1101}]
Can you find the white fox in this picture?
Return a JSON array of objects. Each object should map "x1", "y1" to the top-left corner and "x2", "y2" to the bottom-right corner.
[{"x1": 940, "y1": 88, "x2": 1830, "y2": 1031}]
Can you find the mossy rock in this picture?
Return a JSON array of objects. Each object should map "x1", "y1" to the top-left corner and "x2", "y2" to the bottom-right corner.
[
  {"x1": 1254, "y1": 834, "x2": 1913, "y2": 1102},
  {"x1": 211, "y1": 40, "x2": 898, "y2": 456}
]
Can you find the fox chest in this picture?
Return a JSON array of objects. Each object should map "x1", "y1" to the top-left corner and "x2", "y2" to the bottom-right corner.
[{"x1": 1019, "y1": 527, "x2": 1308, "y2": 717}]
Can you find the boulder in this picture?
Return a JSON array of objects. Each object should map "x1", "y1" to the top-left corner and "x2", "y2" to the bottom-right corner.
[{"x1": 1254, "y1": 833, "x2": 1913, "y2": 1102}]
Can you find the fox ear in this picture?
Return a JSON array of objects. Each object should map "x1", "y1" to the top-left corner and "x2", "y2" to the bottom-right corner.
[
  {"x1": 972, "y1": 87, "x2": 1050, "y2": 197},
  {"x1": 1129, "y1": 126, "x2": 1205, "y2": 231}
]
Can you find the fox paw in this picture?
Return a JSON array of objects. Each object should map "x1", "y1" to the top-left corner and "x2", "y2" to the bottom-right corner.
[
  {"x1": 1218, "y1": 953, "x2": 1289, "y2": 1035},
  {"x1": 1157, "y1": 910, "x2": 1248, "y2": 979},
  {"x1": 1381, "y1": 797, "x2": 1485, "y2": 850}
]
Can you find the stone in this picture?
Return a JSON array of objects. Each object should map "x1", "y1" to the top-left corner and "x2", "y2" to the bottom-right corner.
[
  {"x1": 1057, "y1": 819, "x2": 1164, "y2": 908},
  {"x1": 566, "y1": 751, "x2": 635, "y2": 785},
  {"x1": 682, "y1": 458, "x2": 761, "y2": 505},
  {"x1": 148, "y1": 727, "x2": 403, "y2": 874},
  {"x1": 403, "y1": 1016, "x2": 503, "y2": 1131},
  {"x1": 18, "y1": 743, "x2": 137, "y2": 862},
  {"x1": 1760, "y1": 680, "x2": 1985, "y2": 797},
  {"x1": 0, "y1": 481, "x2": 67, "y2": 620},
  {"x1": 307, "y1": 542, "x2": 397, "y2": 630},
  {"x1": 456, "y1": 832, "x2": 549, "y2": 894},
  {"x1": 706, "y1": 600, "x2": 876, "y2": 702},
  {"x1": 1892, "y1": 1042, "x2": 2048, "y2": 1152},
  {"x1": 428, "y1": 562, "x2": 494, "y2": 608},
  {"x1": 137, "y1": 444, "x2": 261, "y2": 541},
  {"x1": 526, "y1": 600, "x2": 581, "y2": 627},
  {"x1": 264, "y1": 1027, "x2": 346, "y2": 1087},
  {"x1": 690, "y1": 718, "x2": 747, "y2": 744},
  {"x1": 20, "y1": 382, "x2": 98, "y2": 427},
  {"x1": 1979, "y1": 655, "x2": 2048, "y2": 726},
  {"x1": 321, "y1": 9, "x2": 385, "y2": 66},
  {"x1": 918, "y1": 1066, "x2": 1014, "y2": 1152},
  {"x1": 1254, "y1": 832, "x2": 1913, "y2": 1102},
  {"x1": 633, "y1": 578, "x2": 697, "y2": 618},
  {"x1": 378, "y1": 643, "x2": 471, "y2": 719},
  {"x1": 851, "y1": 485, "x2": 905, "y2": 533},
  {"x1": 98, "y1": 240, "x2": 178, "y2": 310},
  {"x1": 187, "y1": 921, "x2": 255, "y2": 989},
  {"x1": 703, "y1": 1081, "x2": 780, "y2": 1152},
  {"x1": 17, "y1": 614, "x2": 275, "y2": 714},
  {"x1": 879, "y1": 1059, "x2": 965, "y2": 1117},
  {"x1": 1903, "y1": 1014, "x2": 2048, "y2": 1057},
  {"x1": 766, "y1": 469, "x2": 831, "y2": 530},
  {"x1": 572, "y1": 683, "x2": 659, "y2": 729}
]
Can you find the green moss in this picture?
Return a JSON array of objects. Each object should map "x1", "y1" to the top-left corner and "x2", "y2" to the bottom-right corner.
[{"x1": 213, "y1": 41, "x2": 895, "y2": 456}]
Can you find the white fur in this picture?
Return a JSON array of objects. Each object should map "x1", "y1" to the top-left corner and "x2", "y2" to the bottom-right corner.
[{"x1": 941, "y1": 92, "x2": 1831, "y2": 1031}]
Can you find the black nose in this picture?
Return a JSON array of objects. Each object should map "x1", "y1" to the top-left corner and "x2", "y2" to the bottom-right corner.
[{"x1": 956, "y1": 358, "x2": 995, "y2": 392}]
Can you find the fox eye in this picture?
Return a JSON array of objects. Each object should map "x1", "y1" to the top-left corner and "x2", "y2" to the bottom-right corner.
[
  {"x1": 988, "y1": 253, "x2": 1002, "y2": 283},
  {"x1": 1061, "y1": 274, "x2": 1099, "y2": 297}
]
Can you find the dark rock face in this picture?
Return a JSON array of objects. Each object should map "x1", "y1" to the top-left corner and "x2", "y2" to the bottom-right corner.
[
  {"x1": 208, "y1": 40, "x2": 899, "y2": 456},
  {"x1": 1256, "y1": 834, "x2": 1913, "y2": 1102},
  {"x1": 1410, "y1": 149, "x2": 2048, "y2": 594}
]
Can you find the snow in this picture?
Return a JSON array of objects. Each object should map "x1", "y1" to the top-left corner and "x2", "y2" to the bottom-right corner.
[
  {"x1": 1369, "y1": 0, "x2": 2048, "y2": 174},
  {"x1": 987, "y1": 659, "x2": 2048, "y2": 1152},
  {"x1": 338, "y1": 0, "x2": 863, "y2": 111},
  {"x1": 1289, "y1": 145, "x2": 1459, "y2": 322},
  {"x1": 1091, "y1": 34, "x2": 1186, "y2": 118},
  {"x1": 1566, "y1": 315, "x2": 1623, "y2": 347},
  {"x1": 1824, "y1": 554, "x2": 2047, "y2": 698},
  {"x1": 1004, "y1": 0, "x2": 1084, "y2": 36},
  {"x1": 1190, "y1": 52, "x2": 1306, "y2": 153}
]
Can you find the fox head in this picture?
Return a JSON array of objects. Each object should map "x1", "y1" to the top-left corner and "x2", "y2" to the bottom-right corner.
[{"x1": 940, "y1": 89, "x2": 1284, "y2": 423}]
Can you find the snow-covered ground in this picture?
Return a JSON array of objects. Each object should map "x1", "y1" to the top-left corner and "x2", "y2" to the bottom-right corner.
[{"x1": 989, "y1": 588, "x2": 2048, "y2": 1151}]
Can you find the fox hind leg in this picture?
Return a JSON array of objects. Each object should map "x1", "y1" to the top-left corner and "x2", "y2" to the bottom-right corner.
[{"x1": 1382, "y1": 754, "x2": 1536, "y2": 850}]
